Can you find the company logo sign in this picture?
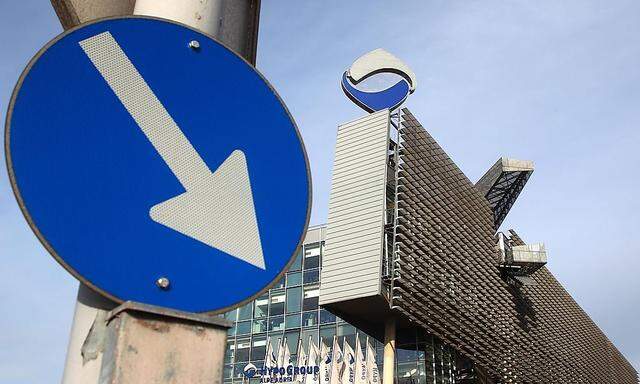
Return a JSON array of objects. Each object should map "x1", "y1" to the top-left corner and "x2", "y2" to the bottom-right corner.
[
  {"x1": 341, "y1": 48, "x2": 417, "y2": 113},
  {"x1": 243, "y1": 363, "x2": 320, "y2": 383}
]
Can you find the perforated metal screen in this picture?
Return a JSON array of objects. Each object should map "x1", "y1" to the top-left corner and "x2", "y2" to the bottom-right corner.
[{"x1": 392, "y1": 109, "x2": 637, "y2": 383}]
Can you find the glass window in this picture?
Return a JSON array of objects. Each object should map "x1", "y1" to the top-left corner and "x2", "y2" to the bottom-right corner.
[
  {"x1": 234, "y1": 364, "x2": 246, "y2": 379},
  {"x1": 224, "y1": 364, "x2": 233, "y2": 379},
  {"x1": 285, "y1": 313, "x2": 301, "y2": 329},
  {"x1": 303, "y1": 286, "x2": 319, "y2": 311},
  {"x1": 253, "y1": 319, "x2": 267, "y2": 333},
  {"x1": 287, "y1": 271, "x2": 302, "y2": 286},
  {"x1": 301, "y1": 328, "x2": 319, "y2": 351},
  {"x1": 319, "y1": 324, "x2": 335, "y2": 343},
  {"x1": 434, "y1": 345, "x2": 443, "y2": 382},
  {"x1": 417, "y1": 347, "x2": 425, "y2": 361},
  {"x1": 227, "y1": 324, "x2": 236, "y2": 337},
  {"x1": 356, "y1": 333, "x2": 368, "y2": 354},
  {"x1": 286, "y1": 287, "x2": 302, "y2": 313},
  {"x1": 304, "y1": 245, "x2": 320, "y2": 269},
  {"x1": 236, "y1": 338, "x2": 251, "y2": 362},
  {"x1": 251, "y1": 335, "x2": 267, "y2": 361},
  {"x1": 254, "y1": 294, "x2": 269, "y2": 318},
  {"x1": 423, "y1": 340, "x2": 434, "y2": 360},
  {"x1": 417, "y1": 360, "x2": 429, "y2": 384},
  {"x1": 397, "y1": 362, "x2": 418, "y2": 384},
  {"x1": 285, "y1": 330, "x2": 300, "y2": 355},
  {"x1": 270, "y1": 290, "x2": 285, "y2": 316},
  {"x1": 238, "y1": 302, "x2": 253, "y2": 321},
  {"x1": 290, "y1": 249, "x2": 303, "y2": 271},
  {"x1": 273, "y1": 276, "x2": 285, "y2": 289},
  {"x1": 225, "y1": 309, "x2": 237, "y2": 322},
  {"x1": 303, "y1": 269, "x2": 319, "y2": 285},
  {"x1": 268, "y1": 335, "x2": 283, "y2": 355},
  {"x1": 236, "y1": 320, "x2": 251, "y2": 335},
  {"x1": 397, "y1": 345, "x2": 418, "y2": 363},
  {"x1": 269, "y1": 316, "x2": 285, "y2": 332},
  {"x1": 319, "y1": 309, "x2": 336, "y2": 324},
  {"x1": 225, "y1": 340, "x2": 235, "y2": 364},
  {"x1": 337, "y1": 324, "x2": 356, "y2": 347},
  {"x1": 302, "y1": 311, "x2": 317, "y2": 327}
]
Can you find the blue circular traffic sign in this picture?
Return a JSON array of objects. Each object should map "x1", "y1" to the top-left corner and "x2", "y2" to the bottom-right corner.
[{"x1": 5, "y1": 17, "x2": 311, "y2": 313}]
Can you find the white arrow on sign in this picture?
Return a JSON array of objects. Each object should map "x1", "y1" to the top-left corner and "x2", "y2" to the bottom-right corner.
[{"x1": 79, "y1": 31, "x2": 265, "y2": 270}]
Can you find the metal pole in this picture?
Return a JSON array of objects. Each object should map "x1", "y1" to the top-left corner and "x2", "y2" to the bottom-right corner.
[{"x1": 383, "y1": 318, "x2": 396, "y2": 384}]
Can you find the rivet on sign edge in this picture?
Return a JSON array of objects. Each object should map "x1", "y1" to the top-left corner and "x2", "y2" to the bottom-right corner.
[
  {"x1": 156, "y1": 277, "x2": 170, "y2": 290},
  {"x1": 188, "y1": 40, "x2": 200, "y2": 50}
]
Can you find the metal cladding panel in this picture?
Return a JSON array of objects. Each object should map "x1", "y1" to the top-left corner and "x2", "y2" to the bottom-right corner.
[
  {"x1": 393, "y1": 109, "x2": 637, "y2": 384},
  {"x1": 319, "y1": 110, "x2": 390, "y2": 306}
]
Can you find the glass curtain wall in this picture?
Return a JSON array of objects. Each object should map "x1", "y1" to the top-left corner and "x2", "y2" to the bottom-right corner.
[{"x1": 223, "y1": 242, "x2": 459, "y2": 384}]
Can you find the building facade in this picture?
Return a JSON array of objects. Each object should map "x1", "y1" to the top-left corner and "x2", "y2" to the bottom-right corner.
[
  {"x1": 317, "y1": 108, "x2": 638, "y2": 384},
  {"x1": 223, "y1": 226, "x2": 465, "y2": 384},
  {"x1": 223, "y1": 108, "x2": 638, "y2": 384}
]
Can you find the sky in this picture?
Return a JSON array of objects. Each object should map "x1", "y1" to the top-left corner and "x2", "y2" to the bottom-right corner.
[{"x1": 0, "y1": 0, "x2": 639, "y2": 382}]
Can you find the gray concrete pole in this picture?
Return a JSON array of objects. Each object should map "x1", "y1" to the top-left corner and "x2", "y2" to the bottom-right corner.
[{"x1": 383, "y1": 318, "x2": 396, "y2": 384}]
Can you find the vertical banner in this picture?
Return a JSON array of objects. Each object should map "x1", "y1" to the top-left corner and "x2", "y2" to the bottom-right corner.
[
  {"x1": 330, "y1": 336, "x2": 344, "y2": 384},
  {"x1": 306, "y1": 337, "x2": 321, "y2": 384},
  {"x1": 265, "y1": 336, "x2": 276, "y2": 375},
  {"x1": 319, "y1": 339, "x2": 332, "y2": 384},
  {"x1": 341, "y1": 337, "x2": 356, "y2": 384},
  {"x1": 296, "y1": 339, "x2": 308, "y2": 383},
  {"x1": 366, "y1": 338, "x2": 380, "y2": 384},
  {"x1": 354, "y1": 335, "x2": 367, "y2": 384},
  {"x1": 283, "y1": 340, "x2": 292, "y2": 372},
  {"x1": 277, "y1": 338, "x2": 285, "y2": 369}
]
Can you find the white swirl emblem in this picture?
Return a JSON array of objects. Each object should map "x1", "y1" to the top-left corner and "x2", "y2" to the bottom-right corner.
[{"x1": 341, "y1": 48, "x2": 417, "y2": 112}]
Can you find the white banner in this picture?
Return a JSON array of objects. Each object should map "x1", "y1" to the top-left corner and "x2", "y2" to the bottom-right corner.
[
  {"x1": 295, "y1": 338, "x2": 307, "y2": 383},
  {"x1": 330, "y1": 336, "x2": 343, "y2": 384},
  {"x1": 319, "y1": 339, "x2": 332, "y2": 384},
  {"x1": 341, "y1": 338, "x2": 356, "y2": 384},
  {"x1": 282, "y1": 338, "x2": 291, "y2": 377},
  {"x1": 354, "y1": 336, "x2": 367, "y2": 384},
  {"x1": 366, "y1": 339, "x2": 380, "y2": 384},
  {"x1": 305, "y1": 337, "x2": 321, "y2": 384},
  {"x1": 265, "y1": 336, "x2": 276, "y2": 369},
  {"x1": 276, "y1": 338, "x2": 285, "y2": 369}
]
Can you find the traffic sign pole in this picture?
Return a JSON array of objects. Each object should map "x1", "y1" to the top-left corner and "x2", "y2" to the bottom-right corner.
[{"x1": 53, "y1": 2, "x2": 265, "y2": 383}]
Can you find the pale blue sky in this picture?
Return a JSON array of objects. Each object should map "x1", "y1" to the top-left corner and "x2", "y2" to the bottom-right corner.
[{"x1": 1, "y1": 1, "x2": 639, "y2": 382}]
